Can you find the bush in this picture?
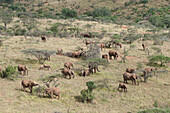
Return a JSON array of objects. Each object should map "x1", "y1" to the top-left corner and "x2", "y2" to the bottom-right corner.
[
  {"x1": 1, "y1": 65, "x2": 17, "y2": 78},
  {"x1": 139, "y1": 0, "x2": 148, "y2": 4},
  {"x1": 80, "y1": 81, "x2": 96, "y2": 103},
  {"x1": 92, "y1": 8, "x2": 111, "y2": 17},
  {"x1": 14, "y1": 28, "x2": 26, "y2": 36},
  {"x1": 62, "y1": 8, "x2": 77, "y2": 18}
]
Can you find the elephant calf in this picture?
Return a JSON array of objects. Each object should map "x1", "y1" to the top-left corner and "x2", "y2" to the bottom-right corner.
[
  {"x1": 98, "y1": 44, "x2": 106, "y2": 51},
  {"x1": 56, "y1": 48, "x2": 63, "y2": 55},
  {"x1": 117, "y1": 83, "x2": 127, "y2": 92},
  {"x1": 41, "y1": 36, "x2": 46, "y2": 42},
  {"x1": 102, "y1": 54, "x2": 109, "y2": 62},
  {"x1": 45, "y1": 87, "x2": 60, "y2": 99},
  {"x1": 81, "y1": 69, "x2": 90, "y2": 77},
  {"x1": 64, "y1": 62, "x2": 73, "y2": 69},
  {"x1": 142, "y1": 44, "x2": 147, "y2": 51},
  {"x1": 61, "y1": 68, "x2": 75, "y2": 79},
  {"x1": 39, "y1": 64, "x2": 51, "y2": 70},
  {"x1": 18, "y1": 65, "x2": 28, "y2": 76},
  {"x1": 123, "y1": 72, "x2": 139, "y2": 85},
  {"x1": 21, "y1": 80, "x2": 38, "y2": 93}
]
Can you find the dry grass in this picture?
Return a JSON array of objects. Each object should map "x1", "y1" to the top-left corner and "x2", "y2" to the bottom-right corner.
[{"x1": 0, "y1": 19, "x2": 170, "y2": 113}]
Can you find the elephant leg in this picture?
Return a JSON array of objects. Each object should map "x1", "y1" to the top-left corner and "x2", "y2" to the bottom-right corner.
[
  {"x1": 94, "y1": 69, "x2": 96, "y2": 73},
  {"x1": 51, "y1": 92, "x2": 53, "y2": 99},
  {"x1": 57, "y1": 95, "x2": 60, "y2": 100},
  {"x1": 109, "y1": 55, "x2": 112, "y2": 59},
  {"x1": 23, "y1": 87, "x2": 26, "y2": 92},
  {"x1": 29, "y1": 86, "x2": 33, "y2": 93}
]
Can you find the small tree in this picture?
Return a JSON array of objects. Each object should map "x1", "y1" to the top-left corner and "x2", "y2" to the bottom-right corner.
[
  {"x1": 22, "y1": 49, "x2": 56, "y2": 64},
  {"x1": 148, "y1": 55, "x2": 170, "y2": 66},
  {"x1": 0, "y1": 10, "x2": 13, "y2": 31},
  {"x1": 1, "y1": 65, "x2": 17, "y2": 78},
  {"x1": 80, "y1": 81, "x2": 96, "y2": 103},
  {"x1": 120, "y1": 47, "x2": 131, "y2": 63}
]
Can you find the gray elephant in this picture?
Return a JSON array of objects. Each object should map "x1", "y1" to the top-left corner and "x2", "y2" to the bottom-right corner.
[{"x1": 123, "y1": 72, "x2": 139, "y2": 85}]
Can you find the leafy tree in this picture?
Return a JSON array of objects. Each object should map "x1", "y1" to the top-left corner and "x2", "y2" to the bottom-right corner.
[
  {"x1": 80, "y1": 81, "x2": 96, "y2": 103},
  {"x1": 0, "y1": 10, "x2": 13, "y2": 31},
  {"x1": 62, "y1": 8, "x2": 77, "y2": 18},
  {"x1": 149, "y1": 15, "x2": 165, "y2": 28},
  {"x1": 22, "y1": 49, "x2": 56, "y2": 64},
  {"x1": 20, "y1": 13, "x2": 40, "y2": 32},
  {"x1": 148, "y1": 55, "x2": 170, "y2": 66}
]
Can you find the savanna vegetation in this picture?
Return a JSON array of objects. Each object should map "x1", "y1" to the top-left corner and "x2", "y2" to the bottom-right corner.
[{"x1": 0, "y1": 0, "x2": 169, "y2": 113}]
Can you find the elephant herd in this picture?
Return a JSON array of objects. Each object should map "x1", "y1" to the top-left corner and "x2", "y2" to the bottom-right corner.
[{"x1": 0, "y1": 39, "x2": 152, "y2": 99}]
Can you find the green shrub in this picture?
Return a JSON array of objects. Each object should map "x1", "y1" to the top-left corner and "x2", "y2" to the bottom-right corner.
[
  {"x1": 139, "y1": 0, "x2": 148, "y2": 4},
  {"x1": 80, "y1": 81, "x2": 96, "y2": 103},
  {"x1": 14, "y1": 28, "x2": 26, "y2": 36},
  {"x1": 1, "y1": 65, "x2": 17, "y2": 78},
  {"x1": 92, "y1": 8, "x2": 111, "y2": 17},
  {"x1": 62, "y1": 8, "x2": 77, "y2": 18}
]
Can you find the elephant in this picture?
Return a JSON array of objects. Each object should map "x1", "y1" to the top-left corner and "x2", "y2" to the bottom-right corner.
[
  {"x1": 41, "y1": 36, "x2": 46, "y2": 42},
  {"x1": 81, "y1": 33, "x2": 91, "y2": 38},
  {"x1": 88, "y1": 62, "x2": 100, "y2": 73},
  {"x1": 102, "y1": 54, "x2": 109, "y2": 62},
  {"x1": 117, "y1": 83, "x2": 127, "y2": 92},
  {"x1": 108, "y1": 50, "x2": 118, "y2": 59},
  {"x1": 56, "y1": 48, "x2": 63, "y2": 55},
  {"x1": 123, "y1": 72, "x2": 139, "y2": 85},
  {"x1": 144, "y1": 68, "x2": 155, "y2": 74},
  {"x1": 0, "y1": 67, "x2": 3, "y2": 77},
  {"x1": 81, "y1": 69, "x2": 90, "y2": 77},
  {"x1": 98, "y1": 44, "x2": 106, "y2": 51},
  {"x1": 142, "y1": 44, "x2": 147, "y2": 51},
  {"x1": 85, "y1": 40, "x2": 95, "y2": 46},
  {"x1": 115, "y1": 42, "x2": 122, "y2": 48},
  {"x1": 39, "y1": 64, "x2": 51, "y2": 70},
  {"x1": 72, "y1": 51, "x2": 80, "y2": 58},
  {"x1": 64, "y1": 62, "x2": 73, "y2": 69},
  {"x1": 61, "y1": 68, "x2": 75, "y2": 79},
  {"x1": 45, "y1": 87, "x2": 60, "y2": 99},
  {"x1": 21, "y1": 80, "x2": 39, "y2": 93},
  {"x1": 18, "y1": 65, "x2": 28, "y2": 76},
  {"x1": 126, "y1": 68, "x2": 135, "y2": 73}
]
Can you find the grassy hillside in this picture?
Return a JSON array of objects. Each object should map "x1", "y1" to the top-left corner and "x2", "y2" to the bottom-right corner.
[{"x1": 0, "y1": 18, "x2": 170, "y2": 113}]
